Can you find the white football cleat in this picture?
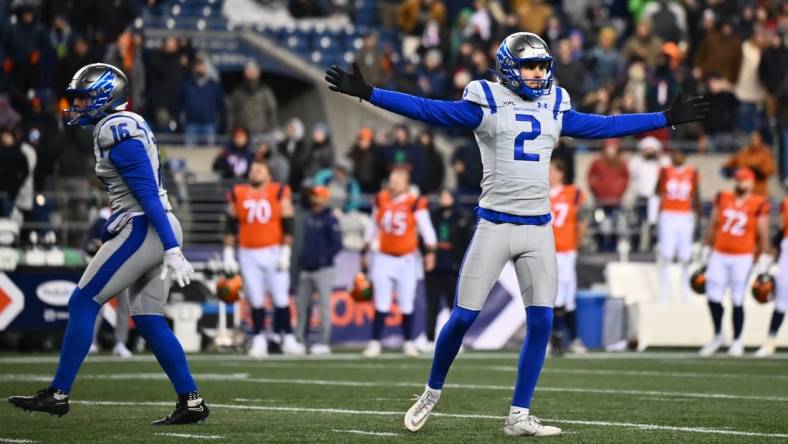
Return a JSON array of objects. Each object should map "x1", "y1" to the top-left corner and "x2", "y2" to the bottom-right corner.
[
  {"x1": 504, "y1": 409, "x2": 562, "y2": 437},
  {"x1": 88, "y1": 343, "x2": 99, "y2": 355},
  {"x1": 112, "y1": 342, "x2": 133, "y2": 359},
  {"x1": 361, "y1": 340, "x2": 381, "y2": 358},
  {"x1": 248, "y1": 334, "x2": 268, "y2": 359},
  {"x1": 754, "y1": 337, "x2": 776, "y2": 357},
  {"x1": 727, "y1": 338, "x2": 744, "y2": 357},
  {"x1": 699, "y1": 333, "x2": 725, "y2": 357},
  {"x1": 404, "y1": 387, "x2": 441, "y2": 432},
  {"x1": 403, "y1": 341, "x2": 420, "y2": 358},
  {"x1": 282, "y1": 334, "x2": 306, "y2": 356},
  {"x1": 418, "y1": 341, "x2": 436, "y2": 353},
  {"x1": 310, "y1": 343, "x2": 332, "y2": 355},
  {"x1": 569, "y1": 338, "x2": 587, "y2": 354}
]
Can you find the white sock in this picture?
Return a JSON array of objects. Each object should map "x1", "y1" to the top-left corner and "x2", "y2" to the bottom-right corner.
[
  {"x1": 425, "y1": 385, "x2": 441, "y2": 396},
  {"x1": 509, "y1": 406, "x2": 529, "y2": 416}
]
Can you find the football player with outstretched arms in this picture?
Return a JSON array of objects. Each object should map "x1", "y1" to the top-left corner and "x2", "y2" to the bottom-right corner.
[
  {"x1": 327, "y1": 32, "x2": 710, "y2": 436},
  {"x1": 698, "y1": 167, "x2": 772, "y2": 357},
  {"x1": 548, "y1": 157, "x2": 587, "y2": 355},
  {"x1": 224, "y1": 159, "x2": 305, "y2": 357},
  {"x1": 754, "y1": 195, "x2": 788, "y2": 357},
  {"x1": 361, "y1": 168, "x2": 437, "y2": 358},
  {"x1": 8, "y1": 64, "x2": 208, "y2": 424},
  {"x1": 655, "y1": 148, "x2": 700, "y2": 303}
]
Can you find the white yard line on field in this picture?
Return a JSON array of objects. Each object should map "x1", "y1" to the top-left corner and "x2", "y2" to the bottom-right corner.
[
  {"x1": 0, "y1": 439, "x2": 37, "y2": 443},
  {"x1": 70, "y1": 400, "x2": 788, "y2": 439},
  {"x1": 153, "y1": 433, "x2": 224, "y2": 440},
  {"x1": 332, "y1": 429, "x2": 401, "y2": 437},
  {"x1": 6, "y1": 374, "x2": 785, "y2": 402}
]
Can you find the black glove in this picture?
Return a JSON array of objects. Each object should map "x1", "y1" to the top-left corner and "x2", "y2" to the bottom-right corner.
[
  {"x1": 662, "y1": 92, "x2": 712, "y2": 126},
  {"x1": 325, "y1": 63, "x2": 373, "y2": 101}
]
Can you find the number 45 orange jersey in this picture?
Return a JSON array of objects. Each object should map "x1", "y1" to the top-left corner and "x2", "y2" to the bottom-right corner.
[{"x1": 712, "y1": 190, "x2": 769, "y2": 255}]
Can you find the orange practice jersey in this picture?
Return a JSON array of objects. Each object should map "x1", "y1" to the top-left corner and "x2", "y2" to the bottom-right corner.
[
  {"x1": 231, "y1": 182, "x2": 290, "y2": 249},
  {"x1": 712, "y1": 190, "x2": 769, "y2": 255},
  {"x1": 658, "y1": 165, "x2": 698, "y2": 213},
  {"x1": 782, "y1": 198, "x2": 788, "y2": 239},
  {"x1": 550, "y1": 185, "x2": 585, "y2": 252},
  {"x1": 374, "y1": 191, "x2": 428, "y2": 256}
]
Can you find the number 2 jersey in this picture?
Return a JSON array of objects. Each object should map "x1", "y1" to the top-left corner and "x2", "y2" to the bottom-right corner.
[
  {"x1": 712, "y1": 190, "x2": 769, "y2": 255},
  {"x1": 229, "y1": 182, "x2": 290, "y2": 249}
]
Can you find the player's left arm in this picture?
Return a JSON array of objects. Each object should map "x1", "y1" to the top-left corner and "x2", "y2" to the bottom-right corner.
[
  {"x1": 561, "y1": 92, "x2": 711, "y2": 139},
  {"x1": 414, "y1": 199, "x2": 438, "y2": 272},
  {"x1": 280, "y1": 191, "x2": 294, "y2": 247},
  {"x1": 755, "y1": 200, "x2": 773, "y2": 273},
  {"x1": 325, "y1": 63, "x2": 483, "y2": 129}
]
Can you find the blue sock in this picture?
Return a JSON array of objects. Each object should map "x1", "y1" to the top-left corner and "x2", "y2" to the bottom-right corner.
[
  {"x1": 732, "y1": 305, "x2": 744, "y2": 340},
  {"x1": 708, "y1": 301, "x2": 723, "y2": 334},
  {"x1": 565, "y1": 310, "x2": 577, "y2": 341},
  {"x1": 51, "y1": 289, "x2": 101, "y2": 393},
  {"x1": 427, "y1": 306, "x2": 479, "y2": 389},
  {"x1": 251, "y1": 308, "x2": 265, "y2": 335},
  {"x1": 274, "y1": 307, "x2": 292, "y2": 334},
  {"x1": 402, "y1": 313, "x2": 414, "y2": 341},
  {"x1": 133, "y1": 315, "x2": 197, "y2": 395},
  {"x1": 372, "y1": 311, "x2": 386, "y2": 340},
  {"x1": 769, "y1": 310, "x2": 785, "y2": 336},
  {"x1": 512, "y1": 306, "x2": 553, "y2": 409}
]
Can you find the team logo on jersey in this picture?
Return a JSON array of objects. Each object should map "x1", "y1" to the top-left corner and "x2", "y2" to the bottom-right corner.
[{"x1": 0, "y1": 273, "x2": 24, "y2": 330}]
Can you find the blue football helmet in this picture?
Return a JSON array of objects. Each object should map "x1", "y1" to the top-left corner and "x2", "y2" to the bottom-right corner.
[
  {"x1": 495, "y1": 32, "x2": 554, "y2": 99},
  {"x1": 64, "y1": 63, "x2": 128, "y2": 126}
]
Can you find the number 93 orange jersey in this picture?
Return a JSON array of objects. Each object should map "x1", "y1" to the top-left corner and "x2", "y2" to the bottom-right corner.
[
  {"x1": 712, "y1": 190, "x2": 769, "y2": 255},
  {"x1": 658, "y1": 165, "x2": 698, "y2": 213},
  {"x1": 550, "y1": 185, "x2": 585, "y2": 252},
  {"x1": 374, "y1": 190, "x2": 428, "y2": 256},
  {"x1": 230, "y1": 182, "x2": 290, "y2": 249}
]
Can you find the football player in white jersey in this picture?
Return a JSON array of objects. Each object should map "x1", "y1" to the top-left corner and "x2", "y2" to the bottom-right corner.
[
  {"x1": 327, "y1": 32, "x2": 709, "y2": 436},
  {"x1": 8, "y1": 64, "x2": 208, "y2": 424}
]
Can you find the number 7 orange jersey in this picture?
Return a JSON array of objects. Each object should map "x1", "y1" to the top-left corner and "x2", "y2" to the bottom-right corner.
[
  {"x1": 373, "y1": 190, "x2": 428, "y2": 256},
  {"x1": 230, "y1": 182, "x2": 290, "y2": 249},
  {"x1": 712, "y1": 190, "x2": 769, "y2": 255},
  {"x1": 550, "y1": 185, "x2": 585, "y2": 252}
]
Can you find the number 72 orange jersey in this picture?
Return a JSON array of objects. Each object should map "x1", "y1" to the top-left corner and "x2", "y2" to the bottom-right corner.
[{"x1": 712, "y1": 190, "x2": 769, "y2": 255}]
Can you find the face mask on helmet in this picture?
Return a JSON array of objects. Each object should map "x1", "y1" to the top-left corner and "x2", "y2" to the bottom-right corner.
[
  {"x1": 495, "y1": 32, "x2": 554, "y2": 99},
  {"x1": 63, "y1": 63, "x2": 128, "y2": 126}
]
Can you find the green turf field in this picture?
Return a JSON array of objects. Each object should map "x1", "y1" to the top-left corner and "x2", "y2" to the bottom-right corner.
[{"x1": 1, "y1": 351, "x2": 787, "y2": 443}]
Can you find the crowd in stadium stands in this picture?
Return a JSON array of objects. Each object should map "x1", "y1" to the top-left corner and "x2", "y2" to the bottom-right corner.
[{"x1": 0, "y1": 0, "x2": 787, "y2": 252}]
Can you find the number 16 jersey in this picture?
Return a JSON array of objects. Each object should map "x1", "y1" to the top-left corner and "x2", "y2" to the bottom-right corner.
[{"x1": 462, "y1": 80, "x2": 571, "y2": 216}]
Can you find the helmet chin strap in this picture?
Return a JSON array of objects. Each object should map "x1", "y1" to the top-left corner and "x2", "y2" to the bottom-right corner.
[{"x1": 485, "y1": 68, "x2": 551, "y2": 99}]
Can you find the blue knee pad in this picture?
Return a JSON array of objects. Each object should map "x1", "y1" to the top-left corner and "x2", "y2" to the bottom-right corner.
[
  {"x1": 52, "y1": 288, "x2": 101, "y2": 393},
  {"x1": 428, "y1": 306, "x2": 479, "y2": 389},
  {"x1": 511, "y1": 306, "x2": 553, "y2": 408},
  {"x1": 133, "y1": 315, "x2": 198, "y2": 395}
]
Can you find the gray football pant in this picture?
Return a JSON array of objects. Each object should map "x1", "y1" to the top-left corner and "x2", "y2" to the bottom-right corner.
[
  {"x1": 296, "y1": 267, "x2": 336, "y2": 344},
  {"x1": 457, "y1": 219, "x2": 557, "y2": 310},
  {"x1": 92, "y1": 290, "x2": 130, "y2": 345},
  {"x1": 79, "y1": 213, "x2": 183, "y2": 316}
]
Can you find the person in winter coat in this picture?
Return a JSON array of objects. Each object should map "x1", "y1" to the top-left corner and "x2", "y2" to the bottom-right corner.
[{"x1": 227, "y1": 62, "x2": 278, "y2": 136}]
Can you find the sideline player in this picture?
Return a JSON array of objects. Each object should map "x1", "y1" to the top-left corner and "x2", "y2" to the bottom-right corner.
[
  {"x1": 548, "y1": 158, "x2": 587, "y2": 354},
  {"x1": 224, "y1": 159, "x2": 305, "y2": 357},
  {"x1": 655, "y1": 148, "x2": 700, "y2": 303},
  {"x1": 755, "y1": 194, "x2": 788, "y2": 357},
  {"x1": 326, "y1": 32, "x2": 709, "y2": 435},
  {"x1": 8, "y1": 64, "x2": 207, "y2": 424},
  {"x1": 699, "y1": 167, "x2": 772, "y2": 357},
  {"x1": 362, "y1": 168, "x2": 437, "y2": 358}
]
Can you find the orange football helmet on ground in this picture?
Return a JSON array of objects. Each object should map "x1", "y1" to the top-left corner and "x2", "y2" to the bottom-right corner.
[
  {"x1": 690, "y1": 266, "x2": 707, "y2": 295},
  {"x1": 216, "y1": 274, "x2": 243, "y2": 303},
  {"x1": 751, "y1": 273, "x2": 775, "y2": 304},
  {"x1": 350, "y1": 272, "x2": 373, "y2": 302}
]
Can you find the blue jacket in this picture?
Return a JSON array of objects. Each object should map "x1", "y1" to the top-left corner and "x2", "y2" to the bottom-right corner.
[
  {"x1": 180, "y1": 76, "x2": 225, "y2": 126},
  {"x1": 299, "y1": 207, "x2": 343, "y2": 271}
]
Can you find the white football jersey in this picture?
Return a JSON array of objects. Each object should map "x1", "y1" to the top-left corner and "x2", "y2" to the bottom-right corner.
[
  {"x1": 92, "y1": 111, "x2": 172, "y2": 215},
  {"x1": 463, "y1": 80, "x2": 570, "y2": 216}
]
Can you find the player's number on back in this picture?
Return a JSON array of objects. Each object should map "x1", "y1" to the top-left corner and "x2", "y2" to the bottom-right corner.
[
  {"x1": 513, "y1": 114, "x2": 542, "y2": 162},
  {"x1": 110, "y1": 122, "x2": 130, "y2": 144},
  {"x1": 720, "y1": 208, "x2": 747, "y2": 236},
  {"x1": 244, "y1": 199, "x2": 272, "y2": 224},
  {"x1": 552, "y1": 202, "x2": 569, "y2": 227},
  {"x1": 381, "y1": 210, "x2": 407, "y2": 236}
]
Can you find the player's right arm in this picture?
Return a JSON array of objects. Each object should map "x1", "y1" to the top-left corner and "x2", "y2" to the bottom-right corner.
[
  {"x1": 325, "y1": 63, "x2": 484, "y2": 129},
  {"x1": 700, "y1": 194, "x2": 719, "y2": 264},
  {"x1": 223, "y1": 188, "x2": 240, "y2": 273}
]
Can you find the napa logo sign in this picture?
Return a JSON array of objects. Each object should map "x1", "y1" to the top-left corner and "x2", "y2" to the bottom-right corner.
[{"x1": 36, "y1": 280, "x2": 76, "y2": 306}]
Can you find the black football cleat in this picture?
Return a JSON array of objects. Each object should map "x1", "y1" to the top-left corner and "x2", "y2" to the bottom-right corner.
[
  {"x1": 8, "y1": 387, "x2": 70, "y2": 416},
  {"x1": 152, "y1": 392, "x2": 209, "y2": 425}
]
